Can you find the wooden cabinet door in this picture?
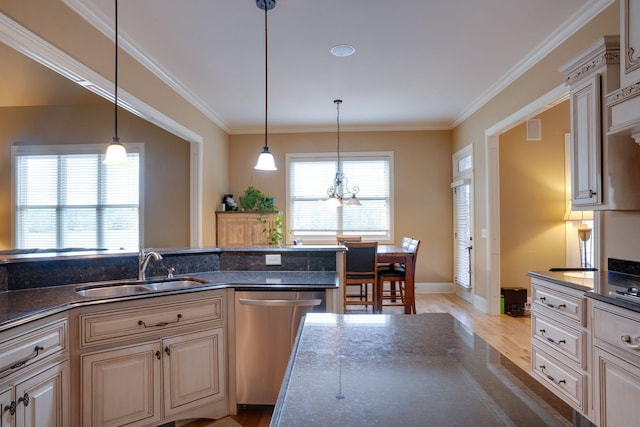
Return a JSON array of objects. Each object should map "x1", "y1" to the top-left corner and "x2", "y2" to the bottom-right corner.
[
  {"x1": 622, "y1": 0, "x2": 640, "y2": 87},
  {"x1": 0, "y1": 387, "x2": 13, "y2": 427},
  {"x1": 570, "y1": 73, "x2": 601, "y2": 207},
  {"x1": 595, "y1": 346, "x2": 640, "y2": 427},
  {"x1": 217, "y1": 214, "x2": 249, "y2": 247},
  {"x1": 14, "y1": 361, "x2": 69, "y2": 427},
  {"x1": 82, "y1": 342, "x2": 162, "y2": 427},
  {"x1": 162, "y1": 328, "x2": 224, "y2": 417}
]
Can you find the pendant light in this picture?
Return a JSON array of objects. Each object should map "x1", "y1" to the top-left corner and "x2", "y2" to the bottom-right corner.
[
  {"x1": 326, "y1": 99, "x2": 360, "y2": 206},
  {"x1": 104, "y1": 0, "x2": 128, "y2": 165},
  {"x1": 254, "y1": 0, "x2": 277, "y2": 171}
]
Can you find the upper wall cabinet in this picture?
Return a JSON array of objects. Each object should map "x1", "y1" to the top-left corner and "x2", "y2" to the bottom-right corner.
[
  {"x1": 621, "y1": 0, "x2": 640, "y2": 88},
  {"x1": 562, "y1": 36, "x2": 640, "y2": 210},
  {"x1": 608, "y1": 0, "x2": 640, "y2": 142}
]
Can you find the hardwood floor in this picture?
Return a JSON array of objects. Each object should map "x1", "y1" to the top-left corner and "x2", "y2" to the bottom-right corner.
[{"x1": 185, "y1": 293, "x2": 532, "y2": 427}]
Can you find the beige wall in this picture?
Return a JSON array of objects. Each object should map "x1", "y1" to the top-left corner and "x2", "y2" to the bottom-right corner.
[
  {"x1": 452, "y1": 2, "x2": 623, "y2": 301},
  {"x1": 0, "y1": 104, "x2": 190, "y2": 249},
  {"x1": 228, "y1": 130, "x2": 454, "y2": 284},
  {"x1": 1, "y1": 0, "x2": 229, "y2": 249},
  {"x1": 499, "y1": 101, "x2": 570, "y2": 290}
]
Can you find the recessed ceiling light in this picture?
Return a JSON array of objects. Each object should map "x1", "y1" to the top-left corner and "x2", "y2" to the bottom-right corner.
[{"x1": 331, "y1": 44, "x2": 355, "y2": 57}]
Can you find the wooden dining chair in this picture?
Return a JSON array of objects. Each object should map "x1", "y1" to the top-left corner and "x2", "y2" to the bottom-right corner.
[
  {"x1": 377, "y1": 239, "x2": 420, "y2": 314},
  {"x1": 343, "y1": 241, "x2": 378, "y2": 312}
]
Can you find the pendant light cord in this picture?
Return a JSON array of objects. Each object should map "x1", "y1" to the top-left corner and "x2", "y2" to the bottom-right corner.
[
  {"x1": 114, "y1": 0, "x2": 119, "y2": 142},
  {"x1": 335, "y1": 99, "x2": 342, "y2": 174},
  {"x1": 263, "y1": 3, "x2": 268, "y2": 149}
]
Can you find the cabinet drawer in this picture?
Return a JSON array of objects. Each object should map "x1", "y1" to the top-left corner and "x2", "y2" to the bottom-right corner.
[
  {"x1": 593, "y1": 305, "x2": 640, "y2": 361},
  {"x1": 532, "y1": 313, "x2": 586, "y2": 367},
  {"x1": 80, "y1": 296, "x2": 223, "y2": 347},
  {"x1": 532, "y1": 284, "x2": 584, "y2": 325},
  {"x1": 0, "y1": 318, "x2": 67, "y2": 379},
  {"x1": 531, "y1": 346, "x2": 586, "y2": 412}
]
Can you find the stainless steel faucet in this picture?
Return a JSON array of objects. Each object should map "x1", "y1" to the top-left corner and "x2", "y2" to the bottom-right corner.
[{"x1": 138, "y1": 248, "x2": 163, "y2": 281}]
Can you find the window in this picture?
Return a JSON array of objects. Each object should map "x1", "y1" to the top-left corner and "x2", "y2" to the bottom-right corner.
[
  {"x1": 452, "y1": 145, "x2": 473, "y2": 289},
  {"x1": 287, "y1": 152, "x2": 392, "y2": 243},
  {"x1": 13, "y1": 144, "x2": 142, "y2": 250}
]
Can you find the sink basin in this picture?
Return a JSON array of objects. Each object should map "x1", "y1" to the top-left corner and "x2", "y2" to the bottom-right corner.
[
  {"x1": 75, "y1": 284, "x2": 151, "y2": 298},
  {"x1": 143, "y1": 279, "x2": 208, "y2": 291},
  {"x1": 75, "y1": 277, "x2": 209, "y2": 298}
]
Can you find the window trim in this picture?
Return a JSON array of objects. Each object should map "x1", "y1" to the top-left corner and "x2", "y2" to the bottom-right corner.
[
  {"x1": 286, "y1": 151, "x2": 394, "y2": 244},
  {"x1": 11, "y1": 143, "x2": 144, "y2": 248}
]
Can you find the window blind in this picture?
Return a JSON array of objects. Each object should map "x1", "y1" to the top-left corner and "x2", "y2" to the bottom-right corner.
[
  {"x1": 14, "y1": 145, "x2": 140, "y2": 250},
  {"x1": 287, "y1": 152, "x2": 392, "y2": 242},
  {"x1": 453, "y1": 182, "x2": 471, "y2": 288}
]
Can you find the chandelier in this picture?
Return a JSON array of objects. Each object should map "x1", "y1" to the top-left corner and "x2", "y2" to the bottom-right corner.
[{"x1": 326, "y1": 99, "x2": 361, "y2": 206}]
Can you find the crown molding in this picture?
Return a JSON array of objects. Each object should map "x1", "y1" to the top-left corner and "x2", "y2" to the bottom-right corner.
[
  {"x1": 63, "y1": 0, "x2": 230, "y2": 133},
  {"x1": 0, "y1": 11, "x2": 203, "y2": 144},
  {"x1": 452, "y1": 0, "x2": 616, "y2": 128}
]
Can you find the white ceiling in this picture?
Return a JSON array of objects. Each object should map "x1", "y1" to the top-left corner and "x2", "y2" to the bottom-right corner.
[{"x1": 55, "y1": 1, "x2": 612, "y2": 133}]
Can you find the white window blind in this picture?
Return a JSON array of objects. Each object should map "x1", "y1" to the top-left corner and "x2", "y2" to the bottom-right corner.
[
  {"x1": 13, "y1": 144, "x2": 141, "y2": 250},
  {"x1": 287, "y1": 152, "x2": 392, "y2": 242},
  {"x1": 453, "y1": 181, "x2": 471, "y2": 288}
]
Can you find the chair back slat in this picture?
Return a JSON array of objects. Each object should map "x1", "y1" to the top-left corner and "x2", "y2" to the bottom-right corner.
[{"x1": 337, "y1": 236, "x2": 362, "y2": 245}]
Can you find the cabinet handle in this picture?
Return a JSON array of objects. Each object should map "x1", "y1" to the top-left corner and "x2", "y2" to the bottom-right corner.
[
  {"x1": 589, "y1": 190, "x2": 597, "y2": 197},
  {"x1": 539, "y1": 329, "x2": 566, "y2": 345},
  {"x1": 17, "y1": 393, "x2": 29, "y2": 407},
  {"x1": 539, "y1": 365, "x2": 566, "y2": 385},
  {"x1": 620, "y1": 335, "x2": 640, "y2": 350},
  {"x1": 0, "y1": 345, "x2": 45, "y2": 375},
  {"x1": 138, "y1": 314, "x2": 183, "y2": 328},
  {"x1": 155, "y1": 350, "x2": 161, "y2": 360},
  {"x1": 164, "y1": 346, "x2": 171, "y2": 356},
  {"x1": 3, "y1": 401, "x2": 16, "y2": 415}
]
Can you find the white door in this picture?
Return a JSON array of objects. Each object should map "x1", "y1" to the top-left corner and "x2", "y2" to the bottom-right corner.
[{"x1": 452, "y1": 146, "x2": 474, "y2": 303}]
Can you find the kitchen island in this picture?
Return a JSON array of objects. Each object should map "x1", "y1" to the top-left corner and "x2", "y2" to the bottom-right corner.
[{"x1": 272, "y1": 312, "x2": 575, "y2": 426}]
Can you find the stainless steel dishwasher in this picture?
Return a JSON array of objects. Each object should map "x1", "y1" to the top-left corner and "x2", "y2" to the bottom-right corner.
[{"x1": 235, "y1": 290, "x2": 326, "y2": 405}]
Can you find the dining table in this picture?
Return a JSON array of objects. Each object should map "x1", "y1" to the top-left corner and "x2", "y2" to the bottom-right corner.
[{"x1": 376, "y1": 244, "x2": 415, "y2": 314}]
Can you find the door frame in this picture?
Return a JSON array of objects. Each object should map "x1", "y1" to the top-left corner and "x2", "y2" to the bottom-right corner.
[{"x1": 482, "y1": 84, "x2": 569, "y2": 314}]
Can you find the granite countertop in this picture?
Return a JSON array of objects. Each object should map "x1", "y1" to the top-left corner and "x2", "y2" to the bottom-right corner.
[
  {"x1": 528, "y1": 270, "x2": 640, "y2": 313},
  {"x1": 0, "y1": 270, "x2": 338, "y2": 332},
  {"x1": 272, "y1": 313, "x2": 576, "y2": 427}
]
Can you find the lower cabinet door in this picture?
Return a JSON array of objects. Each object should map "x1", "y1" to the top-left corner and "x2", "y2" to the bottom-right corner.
[
  {"x1": 595, "y1": 346, "x2": 640, "y2": 427},
  {"x1": 82, "y1": 342, "x2": 162, "y2": 427},
  {"x1": 1, "y1": 387, "x2": 13, "y2": 427},
  {"x1": 15, "y1": 360, "x2": 69, "y2": 427},
  {"x1": 162, "y1": 328, "x2": 224, "y2": 417}
]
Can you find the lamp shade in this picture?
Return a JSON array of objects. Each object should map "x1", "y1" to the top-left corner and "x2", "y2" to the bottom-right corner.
[
  {"x1": 254, "y1": 146, "x2": 277, "y2": 170},
  {"x1": 103, "y1": 140, "x2": 128, "y2": 165}
]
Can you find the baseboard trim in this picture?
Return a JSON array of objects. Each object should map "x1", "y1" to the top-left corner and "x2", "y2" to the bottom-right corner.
[{"x1": 415, "y1": 282, "x2": 455, "y2": 294}]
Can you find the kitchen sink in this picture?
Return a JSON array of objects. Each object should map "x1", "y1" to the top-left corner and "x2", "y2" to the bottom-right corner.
[{"x1": 75, "y1": 278, "x2": 209, "y2": 298}]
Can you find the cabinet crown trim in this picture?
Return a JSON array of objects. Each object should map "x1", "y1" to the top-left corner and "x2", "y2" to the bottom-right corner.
[{"x1": 561, "y1": 35, "x2": 620, "y2": 85}]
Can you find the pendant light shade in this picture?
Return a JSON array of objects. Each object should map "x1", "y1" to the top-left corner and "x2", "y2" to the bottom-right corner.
[
  {"x1": 105, "y1": 138, "x2": 128, "y2": 164},
  {"x1": 104, "y1": 0, "x2": 128, "y2": 165},
  {"x1": 254, "y1": 0, "x2": 277, "y2": 171},
  {"x1": 255, "y1": 146, "x2": 277, "y2": 170}
]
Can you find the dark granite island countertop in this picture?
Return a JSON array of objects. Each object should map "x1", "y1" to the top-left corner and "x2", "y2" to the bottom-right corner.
[{"x1": 272, "y1": 313, "x2": 578, "y2": 427}]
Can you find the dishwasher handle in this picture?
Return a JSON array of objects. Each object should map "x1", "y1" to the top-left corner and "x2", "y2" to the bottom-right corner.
[{"x1": 238, "y1": 298, "x2": 322, "y2": 307}]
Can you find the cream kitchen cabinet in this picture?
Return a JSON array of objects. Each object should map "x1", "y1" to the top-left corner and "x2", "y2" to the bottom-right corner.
[
  {"x1": 592, "y1": 299, "x2": 640, "y2": 427},
  {"x1": 621, "y1": 0, "x2": 640, "y2": 88},
  {"x1": 530, "y1": 278, "x2": 593, "y2": 421},
  {"x1": 74, "y1": 291, "x2": 227, "y2": 427},
  {"x1": 215, "y1": 211, "x2": 278, "y2": 247},
  {"x1": 561, "y1": 36, "x2": 640, "y2": 210},
  {"x1": 0, "y1": 314, "x2": 69, "y2": 427}
]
